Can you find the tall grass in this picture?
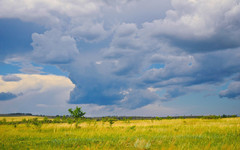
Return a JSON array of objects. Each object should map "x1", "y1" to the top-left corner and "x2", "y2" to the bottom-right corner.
[{"x1": 0, "y1": 117, "x2": 239, "y2": 149}]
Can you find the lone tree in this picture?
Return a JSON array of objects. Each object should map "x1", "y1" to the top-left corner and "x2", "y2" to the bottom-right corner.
[{"x1": 68, "y1": 106, "x2": 86, "y2": 120}]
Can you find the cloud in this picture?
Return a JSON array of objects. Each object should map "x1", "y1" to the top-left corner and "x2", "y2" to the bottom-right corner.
[
  {"x1": 233, "y1": 74, "x2": 240, "y2": 81},
  {"x1": 0, "y1": 74, "x2": 75, "y2": 114},
  {"x1": 118, "y1": 89, "x2": 161, "y2": 109},
  {"x1": 0, "y1": 19, "x2": 45, "y2": 62},
  {"x1": 69, "y1": 22, "x2": 108, "y2": 43},
  {"x1": 19, "y1": 65, "x2": 43, "y2": 74},
  {"x1": 31, "y1": 30, "x2": 80, "y2": 64},
  {"x1": 79, "y1": 102, "x2": 184, "y2": 117},
  {"x1": 0, "y1": 92, "x2": 17, "y2": 101},
  {"x1": 0, "y1": 0, "x2": 103, "y2": 27},
  {"x1": 220, "y1": 81, "x2": 240, "y2": 99},
  {"x1": 4, "y1": 58, "x2": 44, "y2": 74},
  {"x1": 0, "y1": 74, "x2": 74, "y2": 95},
  {"x1": 2, "y1": 74, "x2": 21, "y2": 82},
  {"x1": 1, "y1": 0, "x2": 240, "y2": 112},
  {"x1": 65, "y1": 59, "x2": 127, "y2": 105},
  {"x1": 140, "y1": 48, "x2": 240, "y2": 88},
  {"x1": 142, "y1": 0, "x2": 240, "y2": 52},
  {"x1": 65, "y1": 14, "x2": 240, "y2": 109}
]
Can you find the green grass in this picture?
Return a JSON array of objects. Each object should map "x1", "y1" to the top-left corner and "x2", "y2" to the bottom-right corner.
[{"x1": 0, "y1": 117, "x2": 239, "y2": 149}]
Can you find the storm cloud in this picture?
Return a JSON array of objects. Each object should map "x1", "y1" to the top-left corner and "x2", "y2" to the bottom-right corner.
[
  {"x1": 0, "y1": 92, "x2": 17, "y2": 101},
  {"x1": 220, "y1": 81, "x2": 240, "y2": 99},
  {"x1": 1, "y1": 0, "x2": 240, "y2": 110}
]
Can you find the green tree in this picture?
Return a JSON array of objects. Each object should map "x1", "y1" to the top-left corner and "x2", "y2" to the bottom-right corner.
[
  {"x1": 62, "y1": 115, "x2": 67, "y2": 122},
  {"x1": 43, "y1": 117, "x2": 49, "y2": 123},
  {"x1": 68, "y1": 106, "x2": 86, "y2": 120},
  {"x1": 108, "y1": 118, "x2": 116, "y2": 127}
]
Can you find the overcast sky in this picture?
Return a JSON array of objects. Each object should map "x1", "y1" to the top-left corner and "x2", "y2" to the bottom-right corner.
[{"x1": 0, "y1": 0, "x2": 240, "y2": 116}]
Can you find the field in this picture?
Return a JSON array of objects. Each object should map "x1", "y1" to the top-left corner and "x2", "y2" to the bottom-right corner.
[{"x1": 0, "y1": 117, "x2": 240, "y2": 150}]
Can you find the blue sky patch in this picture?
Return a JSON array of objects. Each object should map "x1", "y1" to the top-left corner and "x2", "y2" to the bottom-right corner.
[{"x1": 148, "y1": 63, "x2": 165, "y2": 70}]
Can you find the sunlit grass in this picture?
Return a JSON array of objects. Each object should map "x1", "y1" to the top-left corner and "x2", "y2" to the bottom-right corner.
[
  {"x1": 0, "y1": 117, "x2": 239, "y2": 149},
  {"x1": 0, "y1": 116, "x2": 45, "y2": 122}
]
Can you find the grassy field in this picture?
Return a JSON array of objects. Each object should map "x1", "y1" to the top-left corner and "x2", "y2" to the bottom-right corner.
[
  {"x1": 0, "y1": 117, "x2": 239, "y2": 150},
  {"x1": 0, "y1": 116, "x2": 45, "y2": 122}
]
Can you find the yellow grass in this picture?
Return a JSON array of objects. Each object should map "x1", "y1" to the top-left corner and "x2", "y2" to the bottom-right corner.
[
  {"x1": 0, "y1": 116, "x2": 45, "y2": 121},
  {"x1": 0, "y1": 117, "x2": 240, "y2": 149}
]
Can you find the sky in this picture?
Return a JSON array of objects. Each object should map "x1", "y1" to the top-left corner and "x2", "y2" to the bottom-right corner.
[{"x1": 0, "y1": 0, "x2": 240, "y2": 117}]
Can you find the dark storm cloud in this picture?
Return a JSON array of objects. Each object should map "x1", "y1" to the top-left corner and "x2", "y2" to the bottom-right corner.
[
  {"x1": 0, "y1": 92, "x2": 17, "y2": 101},
  {"x1": 220, "y1": 82, "x2": 240, "y2": 99},
  {"x1": 142, "y1": 0, "x2": 240, "y2": 53},
  {"x1": 1, "y1": 0, "x2": 240, "y2": 110}
]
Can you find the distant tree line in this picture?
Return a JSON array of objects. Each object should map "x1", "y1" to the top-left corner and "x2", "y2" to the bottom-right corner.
[
  {"x1": 0, "y1": 114, "x2": 238, "y2": 126},
  {"x1": 0, "y1": 106, "x2": 238, "y2": 128},
  {"x1": 0, "y1": 113, "x2": 32, "y2": 116}
]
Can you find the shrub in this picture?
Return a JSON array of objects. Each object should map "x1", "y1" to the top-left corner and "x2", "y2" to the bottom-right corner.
[
  {"x1": 67, "y1": 118, "x2": 73, "y2": 124},
  {"x1": 53, "y1": 117, "x2": 61, "y2": 123},
  {"x1": 68, "y1": 106, "x2": 86, "y2": 120},
  {"x1": 2, "y1": 118, "x2": 6, "y2": 124},
  {"x1": 101, "y1": 117, "x2": 108, "y2": 126},
  {"x1": 155, "y1": 117, "x2": 163, "y2": 120},
  {"x1": 22, "y1": 118, "x2": 27, "y2": 123},
  {"x1": 43, "y1": 117, "x2": 49, "y2": 123},
  {"x1": 62, "y1": 115, "x2": 67, "y2": 122},
  {"x1": 108, "y1": 118, "x2": 116, "y2": 127},
  {"x1": 32, "y1": 118, "x2": 42, "y2": 130},
  {"x1": 230, "y1": 115, "x2": 237, "y2": 118},
  {"x1": 129, "y1": 126, "x2": 136, "y2": 131},
  {"x1": 202, "y1": 115, "x2": 221, "y2": 119}
]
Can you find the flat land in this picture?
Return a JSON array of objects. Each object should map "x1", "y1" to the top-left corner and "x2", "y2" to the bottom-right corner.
[{"x1": 0, "y1": 117, "x2": 239, "y2": 149}]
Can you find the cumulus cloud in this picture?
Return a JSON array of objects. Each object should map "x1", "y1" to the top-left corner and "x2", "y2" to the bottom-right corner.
[
  {"x1": 65, "y1": 58, "x2": 128, "y2": 106},
  {"x1": 118, "y1": 89, "x2": 161, "y2": 109},
  {"x1": 63, "y1": 1, "x2": 240, "y2": 108},
  {"x1": 1, "y1": 0, "x2": 240, "y2": 112},
  {"x1": 142, "y1": 0, "x2": 240, "y2": 52},
  {"x1": 0, "y1": 92, "x2": 17, "y2": 101},
  {"x1": 0, "y1": 74, "x2": 75, "y2": 114},
  {"x1": 31, "y1": 30, "x2": 80, "y2": 64},
  {"x1": 69, "y1": 22, "x2": 108, "y2": 42},
  {"x1": 0, "y1": 0, "x2": 103, "y2": 27},
  {"x1": 141, "y1": 48, "x2": 240, "y2": 88},
  {"x1": 2, "y1": 74, "x2": 21, "y2": 82},
  {"x1": 0, "y1": 74, "x2": 74, "y2": 95}
]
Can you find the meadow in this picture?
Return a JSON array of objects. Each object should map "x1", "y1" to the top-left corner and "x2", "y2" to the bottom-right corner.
[{"x1": 0, "y1": 116, "x2": 239, "y2": 150}]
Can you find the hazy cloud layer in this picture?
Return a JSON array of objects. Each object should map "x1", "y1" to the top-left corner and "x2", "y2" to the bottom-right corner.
[{"x1": 1, "y1": 0, "x2": 240, "y2": 111}]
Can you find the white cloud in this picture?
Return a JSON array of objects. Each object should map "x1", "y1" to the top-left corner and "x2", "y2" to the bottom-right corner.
[
  {"x1": 0, "y1": 74, "x2": 75, "y2": 115},
  {"x1": 0, "y1": 0, "x2": 102, "y2": 27},
  {"x1": 69, "y1": 22, "x2": 108, "y2": 42},
  {"x1": 0, "y1": 74, "x2": 74, "y2": 94}
]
